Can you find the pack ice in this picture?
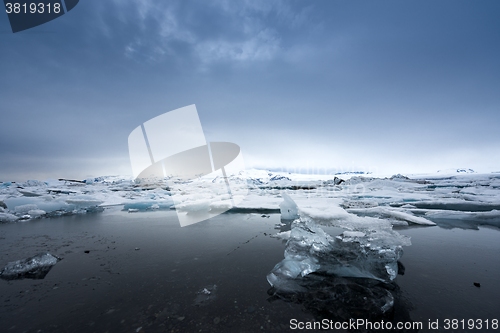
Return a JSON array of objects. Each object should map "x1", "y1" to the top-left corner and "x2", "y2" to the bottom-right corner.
[{"x1": 0, "y1": 169, "x2": 499, "y2": 231}]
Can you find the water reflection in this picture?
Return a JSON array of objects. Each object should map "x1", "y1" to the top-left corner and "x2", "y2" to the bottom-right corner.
[{"x1": 267, "y1": 272, "x2": 417, "y2": 332}]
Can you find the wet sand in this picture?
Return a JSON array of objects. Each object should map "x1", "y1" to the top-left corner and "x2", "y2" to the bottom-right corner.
[{"x1": 1, "y1": 209, "x2": 499, "y2": 332}]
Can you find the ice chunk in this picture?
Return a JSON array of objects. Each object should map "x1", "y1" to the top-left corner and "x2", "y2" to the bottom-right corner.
[
  {"x1": 279, "y1": 192, "x2": 299, "y2": 220},
  {"x1": 232, "y1": 194, "x2": 281, "y2": 214},
  {"x1": 347, "y1": 207, "x2": 436, "y2": 226},
  {"x1": 4, "y1": 196, "x2": 104, "y2": 217},
  {"x1": 0, "y1": 212, "x2": 19, "y2": 223},
  {"x1": 175, "y1": 199, "x2": 211, "y2": 213},
  {"x1": 269, "y1": 216, "x2": 408, "y2": 285},
  {"x1": 14, "y1": 203, "x2": 39, "y2": 214},
  {"x1": 269, "y1": 194, "x2": 410, "y2": 296},
  {"x1": 0, "y1": 253, "x2": 60, "y2": 280},
  {"x1": 123, "y1": 200, "x2": 174, "y2": 211},
  {"x1": 28, "y1": 209, "x2": 46, "y2": 218},
  {"x1": 194, "y1": 285, "x2": 217, "y2": 306},
  {"x1": 271, "y1": 230, "x2": 291, "y2": 240},
  {"x1": 65, "y1": 196, "x2": 103, "y2": 208},
  {"x1": 424, "y1": 209, "x2": 500, "y2": 229}
]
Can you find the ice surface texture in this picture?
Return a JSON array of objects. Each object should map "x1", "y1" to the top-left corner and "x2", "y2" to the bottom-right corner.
[
  {"x1": 267, "y1": 193, "x2": 412, "y2": 319},
  {"x1": 268, "y1": 195, "x2": 410, "y2": 290},
  {"x1": 0, "y1": 253, "x2": 60, "y2": 280},
  {"x1": 1, "y1": 170, "x2": 499, "y2": 230},
  {"x1": 279, "y1": 192, "x2": 299, "y2": 221}
]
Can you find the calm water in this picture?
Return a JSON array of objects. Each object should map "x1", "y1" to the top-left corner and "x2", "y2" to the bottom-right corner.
[{"x1": 0, "y1": 209, "x2": 499, "y2": 332}]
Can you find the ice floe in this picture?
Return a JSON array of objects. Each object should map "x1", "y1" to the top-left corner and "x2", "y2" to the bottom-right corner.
[
  {"x1": 0, "y1": 253, "x2": 60, "y2": 280},
  {"x1": 0, "y1": 170, "x2": 499, "y2": 230}
]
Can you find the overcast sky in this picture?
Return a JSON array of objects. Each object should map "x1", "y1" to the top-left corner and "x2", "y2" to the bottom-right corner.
[{"x1": 1, "y1": 0, "x2": 499, "y2": 181}]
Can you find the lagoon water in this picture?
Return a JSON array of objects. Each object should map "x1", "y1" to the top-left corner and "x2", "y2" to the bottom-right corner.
[{"x1": 1, "y1": 208, "x2": 499, "y2": 332}]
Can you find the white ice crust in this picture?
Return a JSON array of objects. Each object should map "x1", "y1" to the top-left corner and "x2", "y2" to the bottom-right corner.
[{"x1": 0, "y1": 170, "x2": 498, "y2": 230}]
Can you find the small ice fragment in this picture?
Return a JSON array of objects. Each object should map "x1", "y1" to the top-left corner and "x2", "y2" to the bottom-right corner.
[
  {"x1": 271, "y1": 231, "x2": 291, "y2": 240},
  {"x1": 0, "y1": 253, "x2": 60, "y2": 280},
  {"x1": 128, "y1": 208, "x2": 139, "y2": 213},
  {"x1": 194, "y1": 285, "x2": 217, "y2": 306}
]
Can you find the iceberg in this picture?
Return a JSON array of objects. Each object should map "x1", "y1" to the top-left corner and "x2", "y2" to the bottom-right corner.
[
  {"x1": 267, "y1": 194, "x2": 411, "y2": 291},
  {"x1": 279, "y1": 192, "x2": 299, "y2": 221},
  {"x1": 267, "y1": 193, "x2": 411, "y2": 317},
  {"x1": 0, "y1": 253, "x2": 60, "y2": 280}
]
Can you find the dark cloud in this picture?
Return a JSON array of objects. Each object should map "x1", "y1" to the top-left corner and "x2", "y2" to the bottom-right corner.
[{"x1": 1, "y1": 0, "x2": 499, "y2": 181}]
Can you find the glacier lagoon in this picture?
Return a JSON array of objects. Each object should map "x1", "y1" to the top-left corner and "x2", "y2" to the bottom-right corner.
[{"x1": 1, "y1": 170, "x2": 500, "y2": 332}]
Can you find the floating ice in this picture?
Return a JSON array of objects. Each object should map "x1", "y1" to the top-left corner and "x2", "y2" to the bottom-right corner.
[
  {"x1": 424, "y1": 209, "x2": 500, "y2": 229},
  {"x1": 194, "y1": 285, "x2": 217, "y2": 306},
  {"x1": 347, "y1": 206, "x2": 436, "y2": 226},
  {"x1": 123, "y1": 200, "x2": 174, "y2": 212},
  {"x1": 271, "y1": 230, "x2": 291, "y2": 240},
  {"x1": 1, "y1": 170, "x2": 498, "y2": 230},
  {"x1": 0, "y1": 212, "x2": 19, "y2": 223},
  {"x1": 4, "y1": 195, "x2": 104, "y2": 218},
  {"x1": 268, "y1": 194, "x2": 410, "y2": 296},
  {"x1": 279, "y1": 192, "x2": 299, "y2": 221},
  {"x1": 28, "y1": 209, "x2": 46, "y2": 218},
  {"x1": 0, "y1": 253, "x2": 60, "y2": 280}
]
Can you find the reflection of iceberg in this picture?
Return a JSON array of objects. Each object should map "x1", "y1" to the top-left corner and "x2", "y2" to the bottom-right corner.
[
  {"x1": 0, "y1": 253, "x2": 60, "y2": 280},
  {"x1": 267, "y1": 276, "x2": 398, "y2": 321}
]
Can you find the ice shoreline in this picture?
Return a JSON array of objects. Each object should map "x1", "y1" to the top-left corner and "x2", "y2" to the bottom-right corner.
[{"x1": 1, "y1": 169, "x2": 499, "y2": 230}]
